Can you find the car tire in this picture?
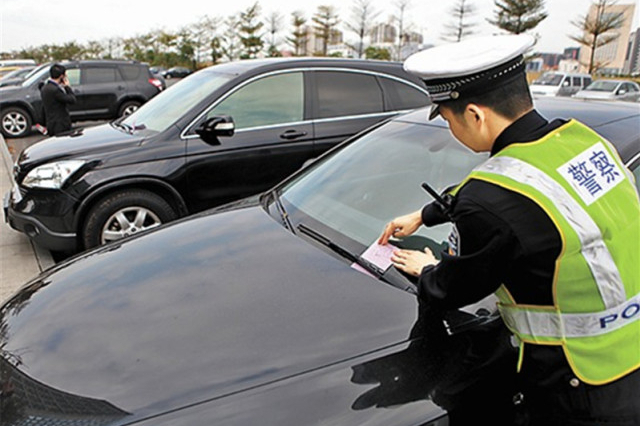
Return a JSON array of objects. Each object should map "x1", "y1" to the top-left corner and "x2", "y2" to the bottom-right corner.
[
  {"x1": 1, "y1": 106, "x2": 32, "y2": 138},
  {"x1": 82, "y1": 189, "x2": 177, "y2": 249},
  {"x1": 118, "y1": 100, "x2": 141, "y2": 117}
]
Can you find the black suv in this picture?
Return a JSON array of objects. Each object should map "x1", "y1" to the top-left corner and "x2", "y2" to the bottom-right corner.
[
  {"x1": 0, "y1": 60, "x2": 163, "y2": 138},
  {"x1": 4, "y1": 58, "x2": 429, "y2": 253}
]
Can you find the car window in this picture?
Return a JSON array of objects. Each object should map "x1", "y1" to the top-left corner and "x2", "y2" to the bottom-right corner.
[
  {"x1": 314, "y1": 71, "x2": 384, "y2": 119},
  {"x1": 533, "y1": 73, "x2": 563, "y2": 86},
  {"x1": 281, "y1": 121, "x2": 486, "y2": 247},
  {"x1": 83, "y1": 67, "x2": 119, "y2": 84},
  {"x1": 379, "y1": 77, "x2": 429, "y2": 111},
  {"x1": 572, "y1": 77, "x2": 581, "y2": 86},
  {"x1": 583, "y1": 77, "x2": 592, "y2": 87},
  {"x1": 119, "y1": 65, "x2": 142, "y2": 81},
  {"x1": 207, "y1": 72, "x2": 304, "y2": 130},
  {"x1": 628, "y1": 83, "x2": 639, "y2": 92},
  {"x1": 121, "y1": 70, "x2": 234, "y2": 134},
  {"x1": 66, "y1": 68, "x2": 81, "y2": 86},
  {"x1": 585, "y1": 80, "x2": 618, "y2": 92}
]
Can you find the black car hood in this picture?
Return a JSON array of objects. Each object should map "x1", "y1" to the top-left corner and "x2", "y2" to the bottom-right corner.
[
  {"x1": 0, "y1": 205, "x2": 419, "y2": 422},
  {"x1": 18, "y1": 123, "x2": 144, "y2": 170}
]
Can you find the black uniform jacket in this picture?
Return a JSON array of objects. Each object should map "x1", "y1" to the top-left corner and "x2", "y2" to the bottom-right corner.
[
  {"x1": 41, "y1": 79, "x2": 76, "y2": 135},
  {"x1": 418, "y1": 109, "x2": 574, "y2": 386}
]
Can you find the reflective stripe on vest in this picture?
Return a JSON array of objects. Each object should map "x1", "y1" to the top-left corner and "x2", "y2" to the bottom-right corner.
[
  {"x1": 499, "y1": 291, "x2": 640, "y2": 339},
  {"x1": 476, "y1": 156, "x2": 627, "y2": 308}
]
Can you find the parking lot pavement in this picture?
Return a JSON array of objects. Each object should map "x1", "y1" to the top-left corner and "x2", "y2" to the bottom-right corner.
[{"x1": 1, "y1": 133, "x2": 55, "y2": 304}]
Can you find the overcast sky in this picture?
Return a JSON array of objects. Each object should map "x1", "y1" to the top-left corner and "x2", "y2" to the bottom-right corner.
[{"x1": 1, "y1": 0, "x2": 638, "y2": 55}]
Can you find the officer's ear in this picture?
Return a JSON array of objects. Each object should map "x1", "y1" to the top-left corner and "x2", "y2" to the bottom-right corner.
[{"x1": 465, "y1": 103, "x2": 485, "y2": 126}]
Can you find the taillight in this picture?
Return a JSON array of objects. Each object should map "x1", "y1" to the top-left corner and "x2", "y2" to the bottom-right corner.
[{"x1": 149, "y1": 78, "x2": 163, "y2": 90}]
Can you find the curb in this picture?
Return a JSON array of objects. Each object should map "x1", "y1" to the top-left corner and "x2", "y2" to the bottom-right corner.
[{"x1": 1, "y1": 134, "x2": 56, "y2": 271}]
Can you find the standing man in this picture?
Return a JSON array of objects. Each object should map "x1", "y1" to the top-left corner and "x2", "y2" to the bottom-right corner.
[
  {"x1": 379, "y1": 34, "x2": 639, "y2": 425},
  {"x1": 41, "y1": 63, "x2": 76, "y2": 136}
]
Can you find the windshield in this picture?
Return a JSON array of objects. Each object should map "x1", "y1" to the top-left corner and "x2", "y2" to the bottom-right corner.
[
  {"x1": 280, "y1": 120, "x2": 487, "y2": 249},
  {"x1": 21, "y1": 64, "x2": 50, "y2": 87},
  {"x1": 120, "y1": 70, "x2": 234, "y2": 134},
  {"x1": 533, "y1": 73, "x2": 564, "y2": 86},
  {"x1": 584, "y1": 80, "x2": 619, "y2": 92}
]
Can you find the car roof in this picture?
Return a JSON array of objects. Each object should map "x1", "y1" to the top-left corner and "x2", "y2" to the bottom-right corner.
[
  {"x1": 395, "y1": 97, "x2": 640, "y2": 162},
  {"x1": 200, "y1": 57, "x2": 410, "y2": 77}
]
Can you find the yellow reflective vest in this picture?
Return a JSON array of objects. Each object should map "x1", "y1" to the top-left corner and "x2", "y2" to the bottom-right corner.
[{"x1": 454, "y1": 119, "x2": 640, "y2": 385}]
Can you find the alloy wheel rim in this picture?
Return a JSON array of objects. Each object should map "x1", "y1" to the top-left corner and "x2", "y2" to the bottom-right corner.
[
  {"x1": 101, "y1": 206, "x2": 162, "y2": 244},
  {"x1": 2, "y1": 112, "x2": 27, "y2": 136}
]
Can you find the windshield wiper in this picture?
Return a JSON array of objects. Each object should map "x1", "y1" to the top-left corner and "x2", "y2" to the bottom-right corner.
[
  {"x1": 297, "y1": 223, "x2": 386, "y2": 279},
  {"x1": 272, "y1": 190, "x2": 295, "y2": 234}
]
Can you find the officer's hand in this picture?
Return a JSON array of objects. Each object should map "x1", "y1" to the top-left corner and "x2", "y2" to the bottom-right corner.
[
  {"x1": 391, "y1": 248, "x2": 438, "y2": 277},
  {"x1": 378, "y1": 210, "x2": 423, "y2": 245}
]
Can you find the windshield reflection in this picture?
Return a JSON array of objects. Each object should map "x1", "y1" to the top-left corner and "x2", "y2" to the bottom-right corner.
[
  {"x1": 120, "y1": 71, "x2": 234, "y2": 134},
  {"x1": 281, "y1": 121, "x2": 486, "y2": 247}
]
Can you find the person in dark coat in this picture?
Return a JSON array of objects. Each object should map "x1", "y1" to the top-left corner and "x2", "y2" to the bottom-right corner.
[{"x1": 40, "y1": 63, "x2": 76, "y2": 136}]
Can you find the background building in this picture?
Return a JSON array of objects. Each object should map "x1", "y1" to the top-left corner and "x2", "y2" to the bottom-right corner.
[
  {"x1": 623, "y1": 29, "x2": 640, "y2": 75},
  {"x1": 577, "y1": 2, "x2": 636, "y2": 75}
]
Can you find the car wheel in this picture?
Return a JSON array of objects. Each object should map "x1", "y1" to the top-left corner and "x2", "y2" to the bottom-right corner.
[
  {"x1": 165, "y1": 73, "x2": 172, "y2": 79},
  {"x1": 118, "y1": 101, "x2": 141, "y2": 117},
  {"x1": 1, "y1": 106, "x2": 32, "y2": 138},
  {"x1": 82, "y1": 189, "x2": 177, "y2": 249}
]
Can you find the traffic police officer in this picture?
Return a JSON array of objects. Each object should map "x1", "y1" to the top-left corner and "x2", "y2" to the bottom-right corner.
[{"x1": 378, "y1": 34, "x2": 640, "y2": 425}]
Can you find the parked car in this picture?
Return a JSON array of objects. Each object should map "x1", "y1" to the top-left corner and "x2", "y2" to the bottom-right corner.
[
  {"x1": 529, "y1": 71, "x2": 592, "y2": 97},
  {"x1": 4, "y1": 58, "x2": 430, "y2": 252},
  {"x1": 149, "y1": 66, "x2": 167, "y2": 89},
  {"x1": 0, "y1": 59, "x2": 36, "y2": 68},
  {"x1": 1, "y1": 98, "x2": 638, "y2": 426},
  {"x1": 0, "y1": 65, "x2": 36, "y2": 87},
  {"x1": 162, "y1": 66, "x2": 192, "y2": 78},
  {"x1": 0, "y1": 60, "x2": 164, "y2": 138},
  {"x1": 573, "y1": 79, "x2": 640, "y2": 102}
]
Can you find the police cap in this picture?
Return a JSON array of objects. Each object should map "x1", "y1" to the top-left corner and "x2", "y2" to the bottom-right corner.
[{"x1": 404, "y1": 34, "x2": 536, "y2": 119}]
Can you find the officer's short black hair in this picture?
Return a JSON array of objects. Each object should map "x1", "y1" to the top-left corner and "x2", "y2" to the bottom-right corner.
[
  {"x1": 50, "y1": 63, "x2": 66, "y2": 79},
  {"x1": 439, "y1": 73, "x2": 533, "y2": 120}
]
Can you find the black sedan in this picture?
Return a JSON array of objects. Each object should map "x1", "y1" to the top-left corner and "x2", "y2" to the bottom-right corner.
[
  {"x1": 1, "y1": 99, "x2": 638, "y2": 425},
  {"x1": 162, "y1": 66, "x2": 192, "y2": 78},
  {"x1": 4, "y1": 58, "x2": 429, "y2": 253}
]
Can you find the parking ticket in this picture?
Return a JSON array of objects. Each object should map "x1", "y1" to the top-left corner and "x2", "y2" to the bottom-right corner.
[{"x1": 351, "y1": 242, "x2": 396, "y2": 278}]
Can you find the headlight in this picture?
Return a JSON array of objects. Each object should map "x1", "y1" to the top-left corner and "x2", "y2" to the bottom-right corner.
[{"x1": 22, "y1": 160, "x2": 85, "y2": 189}]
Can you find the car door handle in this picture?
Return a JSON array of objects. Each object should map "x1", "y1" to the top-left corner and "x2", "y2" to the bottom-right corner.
[
  {"x1": 117, "y1": 85, "x2": 126, "y2": 90},
  {"x1": 280, "y1": 130, "x2": 307, "y2": 140}
]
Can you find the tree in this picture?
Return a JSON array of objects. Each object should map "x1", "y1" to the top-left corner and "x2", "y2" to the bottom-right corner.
[
  {"x1": 193, "y1": 15, "x2": 221, "y2": 67},
  {"x1": 266, "y1": 12, "x2": 283, "y2": 57},
  {"x1": 488, "y1": 0, "x2": 547, "y2": 34},
  {"x1": 442, "y1": 0, "x2": 477, "y2": 42},
  {"x1": 365, "y1": 46, "x2": 391, "y2": 60},
  {"x1": 222, "y1": 16, "x2": 242, "y2": 62},
  {"x1": 287, "y1": 11, "x2": 307, "y2": 56},
  {"x1": 177, "y1": 27, "x2": 196, "y2": 68},
  {"x1": 239, "y1": 2, "x2": 264, "y2": 59},
  {"x1": 393, "y1": 0, "x2": 411, "y2": 61},
  {"x1": 570, "y1": 0, "x2": 625, "y2": 74},
  {"x1": 346, "y1": 0, "x2": 379, "y2": 58},
  {"x1": 312, "y1": 5, "x2": 340, "y2": 56},
  {"x1": 210, "y1": 36, "x2": 223, "y2": 65}
]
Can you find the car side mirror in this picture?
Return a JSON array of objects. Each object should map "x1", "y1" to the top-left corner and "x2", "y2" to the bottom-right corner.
[
  {"x1": 562, "y1": 80, "x2": 570, "y2": 87},
  {"x1": 617, "y1": 89, "x2": 627, "y2": 95},
  {"x1": 195, "y1": 115, "x2": 235, "y2": 145}
]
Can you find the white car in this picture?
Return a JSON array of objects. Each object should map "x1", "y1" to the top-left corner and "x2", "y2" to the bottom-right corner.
[
  {"x1": 529, "y1": 72, "x2": 592, "y2": 97},
  {"x1": 573, "y1": 79, "x2": 640, "y2": 102}
]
